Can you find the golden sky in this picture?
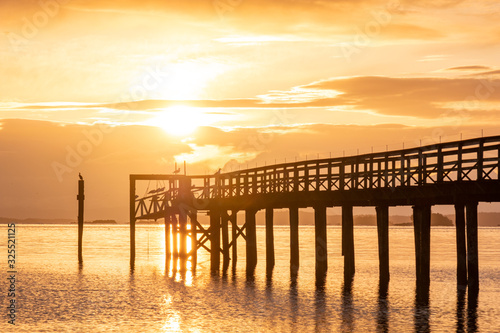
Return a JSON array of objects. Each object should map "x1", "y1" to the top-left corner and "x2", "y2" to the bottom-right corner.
[{"x1": 1, "y1": 0, "x2": 500, "y2": 220}]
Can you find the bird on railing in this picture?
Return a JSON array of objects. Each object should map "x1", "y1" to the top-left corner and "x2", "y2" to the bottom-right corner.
[{"x1": 79, "y1": 173, "x2": 83, "y2": 180}]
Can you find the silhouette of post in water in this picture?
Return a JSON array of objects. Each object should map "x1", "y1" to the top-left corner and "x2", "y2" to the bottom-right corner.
[
  {"x1": 376, "y1": 205, "x2": 390, "y2": 284},
  {"x1": 342, "y1": 205, "x2": 355, "y2": 280},
  {"x1": 265, "y1": 208, "x2": 275, "y2": 274},
  {"x1": 77, "y1": 173, "x2": 85, "y2": 264},
  {"x1": 289, "y1": 206, "x2": 299, "y2": 275},
  {"x1": 455, "y1": 203, "x2": 467, "y2": 287},
  {"x1": 413, "y1": 204, "x2": 431, "y2": 295}
]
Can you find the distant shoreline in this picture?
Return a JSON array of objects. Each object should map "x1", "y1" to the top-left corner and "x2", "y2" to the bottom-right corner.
[{"x1": 2, "y1": 212, "x2": 500, "y2": 227}]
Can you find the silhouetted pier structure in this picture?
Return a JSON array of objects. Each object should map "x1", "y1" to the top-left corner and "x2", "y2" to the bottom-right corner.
[{"x1": 130, "y1": 135, "x2": 500, "y2": 292}]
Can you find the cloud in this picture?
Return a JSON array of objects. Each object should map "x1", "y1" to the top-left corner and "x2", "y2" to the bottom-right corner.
[{"x1": 446, "y1": 65, "x2": 491, "y2": 71}]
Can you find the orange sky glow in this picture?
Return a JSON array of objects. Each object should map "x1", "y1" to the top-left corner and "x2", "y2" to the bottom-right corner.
[{"x1": 1, "y1": 0, "x2": 500, "y2": 220}]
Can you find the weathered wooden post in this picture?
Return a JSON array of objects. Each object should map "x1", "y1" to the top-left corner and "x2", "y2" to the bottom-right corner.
[
  {"x1": 413, "y1": 204, "x2": 431, "y2": 291},
  {"x1": 289, "y1": 206, "x2": 299, "y2": 275},
  {"x1": 376, "y1": 205, "x2": 390, "y2": 283},
  {"x1": 314, "y1": 205, "x2": 328, "y2": 286},
  {"x1": 466, "y1": 202, "x2": 479, "y2": 293},
  {"x1": 455, "y1": 203, "x2": 467, "y2": 286},
  {"x1": 221, "y1": 211, "x2": 230, "y2": 272},
  {"x1": 210, "y1": 209, "x2": 221, "y2": 272},
  {"x1": 265, "y1": 208, "x2": 275, "y2": 273},
  {"x1": 164, "y1": 212, "x2": 171, "y2": 265},
  {"x1": 129, "y1": 175, "x2": 136, "y2": 267},
  {"x1": 246, "y1": 209, "x2": 257, "y2": 275},
  {"x1": 77, "y1": 174, "x2": 85, "y2": 264},
  {"x1": 342, "y1": 205, "x2": 355, "y2": 279},
  {"x1": 189, "y1": 210, "x2": 197, "y2": 269},
  {"x1": 231, "y1": 212, "x2": 238, "y2": 271}
]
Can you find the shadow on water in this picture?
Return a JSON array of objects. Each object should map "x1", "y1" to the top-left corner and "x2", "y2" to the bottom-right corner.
[
  {"x1": 377, "y1": 280, "x2": 389, "y2": 333},
  {"x1": 314, "y1": 285, "x2": 328, "y2": 332},
  {"x1": 289, "y1": 272, "x2": 299, "y2": 329},
  {"x1": 456, "y1": 287, "x2": 466, "y2": 332},
  {"x1": 467, "y1": 290, "x2": 479, "y2": 333},
  {"x1": 341, "y1": 277, "x2": 354, "y2": 333},
  {"x1": 414, "y1": 285, "x2": 430, "y2": 333}
]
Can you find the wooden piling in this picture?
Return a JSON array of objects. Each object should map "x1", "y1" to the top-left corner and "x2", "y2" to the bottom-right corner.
[
  {"x1": 172, "y1": 215, "x2": 179, "y2": 260},
  {"x1": 210, "y1": 209, "x2": 221, "y2": 272},
  {"x1": 455, "y1": 204, "x2": 467, "y2": 286},
  {"x1": 413, "y1": 205, "x2": 431, "y2": 290},
  {"x1": 314, "y1": 205, "x2": 328, "y2": 284},
  {"x1": 189, "y1": 211, "x2": 197, "y2": 268},
  {"x1": 221, "y1": 211, "x2": 230, "y2": 272},
  {"x1": 77, "y1": 178, "x2": 84, "y2": 264},
  {"x1": 231, "y1": 212, "x2": 238, "y2": 271},
  {"x1": 342, "y1": 205, "x2": 355, "y2": 279},
  {"x1": 179, "y1": 212, "x2": 187, "y2": 271},
  {"x1": 265, "y1": 208, "x2": 275, "y2": 273},
  {"x1": 289, "y1": 206, "x2": 299, "y2": 274},
  {"x1": 129, "y1": 175, "x2": 136, "y2": 267},
  {"x1": 466, "y1": 202, "x2": 479, "y2": 293},
  {"x1": 376, "y1": 205, "x2": 390, "y2": 283},
  {"x1": 246, "y1": 209, "x2": 257, "y2": 275},
  {"x1": 165, "y1": 212, "x2": 171, "y2": 263}
]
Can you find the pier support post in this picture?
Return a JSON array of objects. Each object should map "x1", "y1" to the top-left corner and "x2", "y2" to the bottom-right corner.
[
  {"x1": 165, "y1": 212, "x2": 171, "y2": 264},
  {"x1": 265, "y1": 208, "x2": 275, "y2": 273},
  {"x1": 314, "y1": 205, "x2": 328, "y2": 285},
  {"x1": 342, "y1": 205, "x2": 355, "y2": 279},
  {"x1": 172, "y1": 215, "x2": 179, "y2": 261},
  {"x1": 290, "y1": 206, "x2": 299, "y2": 275},
  {"x1": 129, "y1": 175, "x2": 136, "y2": 267},
  {"x1": 221, "y1": 211, "x2": 230, "y2": 272},
  {"x1": 246, "y1": 209, "x2": 257, "y2": 275},
  {"x1": 455, "y1": 204, "x2": 467, "y2": 286},
  {"x1": 231, "y1": 212, "x2": 237, "y2": 271},
  {"x1": 466, "y1": 202, "x2": 479, "y2": 293},
  {"x1": 189, "y1": 211, "x2": 197, "y2": 269},
  {"x1": 179, "y1": 212, "x2": 188, "y2": 271},
  {"x1": 413, "y1": 204, "x2": 431, "y2": 291},
  {"x1": 376, "y1": 205, "x2": 390, "y2": 284},
  {"x1": 210, "y1": 209, "x2": 221, "y2": 272},
  {"x1": 77, "y1": 177, "x2": 85, "y2": 264}
]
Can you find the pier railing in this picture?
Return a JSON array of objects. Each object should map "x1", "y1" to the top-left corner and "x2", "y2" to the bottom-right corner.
[{"x1": 135, "y1": 135, "x2": 500, "y2": 218}]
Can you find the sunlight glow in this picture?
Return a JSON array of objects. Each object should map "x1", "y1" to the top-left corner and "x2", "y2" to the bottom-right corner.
[{"x1": 147, "y1": 106, "x2": 211, "y2": 136}]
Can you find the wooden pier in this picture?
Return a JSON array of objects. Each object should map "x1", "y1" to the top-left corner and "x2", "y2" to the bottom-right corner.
[{"x1": 130, "y1": 135, "x2": 500, "y2": 292}]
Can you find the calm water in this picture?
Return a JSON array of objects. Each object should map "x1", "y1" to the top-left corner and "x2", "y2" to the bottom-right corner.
[{"x1": 0, "y1": 225, "x2": 499, "y2": 332}]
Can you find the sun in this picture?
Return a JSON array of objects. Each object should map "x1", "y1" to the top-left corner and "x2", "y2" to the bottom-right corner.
[{"x1": 148, "y1": 106, "x2": 208, "y2": 136}]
